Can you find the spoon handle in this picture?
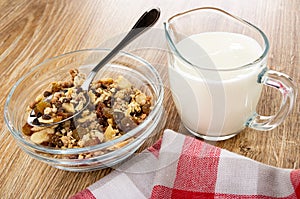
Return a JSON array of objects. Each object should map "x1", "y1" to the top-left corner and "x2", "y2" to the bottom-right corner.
[{"x1": 81, "y1": 8, "x2": 160, "y2": 91}]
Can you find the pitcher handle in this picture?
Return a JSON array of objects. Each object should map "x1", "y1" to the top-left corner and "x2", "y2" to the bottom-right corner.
[{"x1": 247, "y1": 69, "x2": 297, "y2": 130}]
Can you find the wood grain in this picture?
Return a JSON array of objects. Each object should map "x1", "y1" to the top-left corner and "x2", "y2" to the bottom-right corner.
[{"x1": 0, "y1": 0, "x2": 299, "y2": 198}]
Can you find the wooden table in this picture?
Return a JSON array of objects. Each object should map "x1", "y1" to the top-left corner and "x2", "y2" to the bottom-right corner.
[{"x1": 0, "y1": 0, "x2": 299, "y2": 198}]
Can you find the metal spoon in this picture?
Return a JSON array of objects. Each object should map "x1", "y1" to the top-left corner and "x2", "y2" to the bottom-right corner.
[{"x1": 27, "y1": 8, "x2": 160, "y2": 127}]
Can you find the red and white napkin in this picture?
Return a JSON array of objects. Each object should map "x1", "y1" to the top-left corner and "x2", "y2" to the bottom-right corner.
[{"x1": 71, "y1": 129, "x2": 300, "y2": 199}]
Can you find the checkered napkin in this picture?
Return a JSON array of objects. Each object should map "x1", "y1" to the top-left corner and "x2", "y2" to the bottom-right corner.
[{"x1": 71, "y1": 129, "x2": 300, "y2": 199}]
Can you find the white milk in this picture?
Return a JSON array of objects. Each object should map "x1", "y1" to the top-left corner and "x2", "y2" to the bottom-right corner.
[{"x1": 169, "y1": 32, "x2": 265, "y2": 137}]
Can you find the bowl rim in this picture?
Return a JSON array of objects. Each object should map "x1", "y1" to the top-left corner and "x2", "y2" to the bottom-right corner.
[{"x1": 4, "y1": 48, "x2": 164, "y2": 155}]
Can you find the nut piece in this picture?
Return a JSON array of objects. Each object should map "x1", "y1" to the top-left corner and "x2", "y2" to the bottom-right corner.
[
  {"x1": 31, "y1": 128, "x2": 54, "y2": 144},
  {"x1": 116, "y1": 76, "x2": 131, "y2": 89},
  {"x1": 31, "y1": 126, "x2": 48, "y2": 132},
  {"x1": 74, "y1": 73, "x2": 86, "y2": 87},
  {"x1": 62, "y1": 103, "x2": 75, "y2": 113},
  {"x1": 38, "y1": 117, "x2": 54, "y2": 124},
  {"x1": 77, "y1": 113, "x2": 97, "y2": 123},
  {"x1": 135, "y1": 92, "x2": 147, "y2": 105},
  {"x1": 107, "y1": 138, "x2": 134, "y2": 151},
  {"x1": 104, "y1": 124, "x2": 116, "y2": 141}
]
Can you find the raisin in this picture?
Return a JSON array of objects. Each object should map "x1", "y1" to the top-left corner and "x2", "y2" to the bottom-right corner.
[
  {"x1": 100, "y1": 84, "x2": 107, "y2": 89},
  {"x1": 50, "y1": 135, "x2": 63, "y2": 147},
  {"x1": 43, "y1": 91, "x2": 52, "y2": 97},
  {"x1": 55, "y1": 101, "x2": 62, "y2": 108},
  {"x1": 55, "y1": 124, "x2": 64, "y2": 132},
  {"x1": 40, "y1": 142, "x2": 49, "y2": 146},
  {"x1": 61, "y1": 82, "x2": 73, "y2": 88},
  {"x1": 96, "y1": 102, "x2": 108, "y2": 126},
  {"x1": 68, "y1": 154, "x2": 79, "y2": 159},
  {"x1": 98, "y1": 117, "x2": 108, "y2": 127},
  {"x1": 76, "y1": 87, "x2": 83, "y2": 93},
  {"x1": 130, "y1": 109, "x2": 142, "y2": 117},
  {"x1": 22, "y1": 123, "x2": 33, "y2": 136},
  {"x1": 48, "y1": 142, "x2": 56, "y2": 147},
  {"x1": 92, "y1": 89, "x2": 101, "y2": 97},
  {"x1": 62, "y1": 98, "x2": 71, "y2": 103},
  {"x1": 36, "y1": 112, "x2": 43, "y2": 118},
  {"x1": 103, "y1": 96, "x2": 112, "y2": 107},
  {"x1": 32, "y1": 118, "x2": 40, "y2": 125},
  {"x1": 69, "y1": 119, "x2": 77, "y2": 130},
  {"x1": 57, "y1": 107, "x2": 64, "y2": 113},
  {"x1": 42, "y1": 114, "x2": 51, "y2": 120}
]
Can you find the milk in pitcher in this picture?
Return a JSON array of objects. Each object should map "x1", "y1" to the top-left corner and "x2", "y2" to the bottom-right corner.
[{"x1": 169, "y1": 32, "x2": 265, "y2": 137}]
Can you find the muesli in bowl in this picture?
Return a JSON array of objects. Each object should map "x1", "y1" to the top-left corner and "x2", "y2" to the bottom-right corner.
[{"x1": 4, "y1": 49, "x2": 164, "y2": 171}]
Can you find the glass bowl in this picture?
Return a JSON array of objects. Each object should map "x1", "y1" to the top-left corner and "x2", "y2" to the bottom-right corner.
[{"x1": 4, "y1": 49, "x2": 164, "y2": 172}]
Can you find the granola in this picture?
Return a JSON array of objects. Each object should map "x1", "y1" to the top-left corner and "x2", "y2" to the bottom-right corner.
[{"x1": 22, "y1": 69, "x2": 152, "y2": 157}]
